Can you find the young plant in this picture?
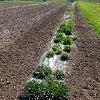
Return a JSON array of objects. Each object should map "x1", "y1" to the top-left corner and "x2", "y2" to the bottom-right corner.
[
  {"x1": 46, "y1": 78, "x2": 69, "y2": 100},
  {"x1": 54, "y1": 32, "x2": 64, "y2": 43},
  {"x1": 57, "y1": 21, "x2": 67, "y2": 33},
  {"x1": 65, "y1": 20, "x2": 74, "y2": 35},
  {"x1": 23, "y1": 79, "x2": 69, "y2": 100},
  {"x1": 60, "y1": 52, "x2": 69, "y2": 61},
  {"x1": 33, "y1": 65, "x2": 52, "y2": 79},
  {"x1": 63, "y1": 36, "x2": 72, "y2": 45},
  {"x1": 52, "y1": 44, "x2": 59, "y2": 51},
  {"x1": 55, "y1": 49, "x2": 62, "y2": 55},
  {"x1": 24, "y1": 80, "x2": 47, "y2": 100},
  {"x1": 46, "y1": 50, "x2": 54, "y2": 58},
  {"x1": 63, "y1": 45, "x2": 71, "y2": 53},
  {"x1": 52, "y1": 44, "x2": 62, "y2": 55},
  {"x1": 58, "y1": 20, "x2": 74, "y2": 35},
  {"x1": 54, "y1": 69, "x2": 64, "y2": 80}
]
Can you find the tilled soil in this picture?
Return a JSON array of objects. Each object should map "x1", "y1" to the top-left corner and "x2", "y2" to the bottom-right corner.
[
  {"x1": 0, "y1": 3, "x2": 61, "y2": 49},
  {"x1": 0, "y1": 3, "x2": 67, "y2": 100},
  {"x1": 65, "y1": 5, "x2": 100, "y2": 100},
  {"x1": 0, "y1": 2, "x2": 45, "y2": 9}
]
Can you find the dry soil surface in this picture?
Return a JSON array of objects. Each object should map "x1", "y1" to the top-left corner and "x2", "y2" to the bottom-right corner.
[
  {"x1": 65, "y1": 5, "x2": 100, "y2": 100},
  {"x1": 0, "y1": 3, "x2": 67, "y2": 100}
]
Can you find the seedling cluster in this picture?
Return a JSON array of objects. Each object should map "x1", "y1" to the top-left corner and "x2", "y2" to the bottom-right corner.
[{"x1": 20, "y1": 10, "x2": 76, "y2": 100}]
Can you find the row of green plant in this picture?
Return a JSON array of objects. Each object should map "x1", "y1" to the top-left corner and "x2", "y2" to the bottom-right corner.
[
  {"x1": 22, "y1": 64, "x2": 67, "y2": 100},
  {"x1": 54, "y1": 32, "x2": 73, "y2": 44},
  {"x1": 33, "y1": 65, "x2": 64, "y2": 80},
  {"x1": 20, "y1": 15, "x2": 75, "y2": 100},
  {"x1": 47, "y1": 33, "x2": 72, "y2": 61},
  {"x1": 46, "y1": 49, "x2": 70, "y2": 61},
  {"x1": 23, "y1": 78, "x2": 69, "y2": 100},
  {"x1": 46, "y1": 19, "x2": 74, "y2": 61},
  {"x1": 58, "y1": 19, "x2": 74, "y2": 35}
]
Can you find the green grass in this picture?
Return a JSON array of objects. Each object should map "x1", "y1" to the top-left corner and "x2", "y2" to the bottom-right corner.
[{"x1": 78, "y1": 2, "x2": 100, "y2": 35}]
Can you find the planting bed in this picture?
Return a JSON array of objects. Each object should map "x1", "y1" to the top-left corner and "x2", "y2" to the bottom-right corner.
[
  {"x1": 0, "y1": 3, "x2": 67, "y2": 100},
  {"x1": 1, "y1": 2, "x2": 99, "y2": 100},
  {"x1": 0, "y1": 3, "x2": 62, "y2": 49},
  {"x1": 19, "y1": 3, "x2": 76, "y2": 100},
  {"x1": 64, "y1": 5, "x2": 100, "y2": 100}
]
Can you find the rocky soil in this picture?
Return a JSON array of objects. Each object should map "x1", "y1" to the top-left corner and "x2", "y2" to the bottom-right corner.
[
  {"x1": 0, "y1": 3, "x2": 67, "y2": 100},
  {"x1": 65, "y1": 5, "x2": 100, "y2": 100}
]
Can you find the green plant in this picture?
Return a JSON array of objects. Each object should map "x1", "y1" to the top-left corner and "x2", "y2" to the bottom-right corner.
[
  {"x1": 46, "y1": 78, "x2": 69, "y2": 100},
  {"x1": 78, "y1": 2, "x2": 100, "y2": 35},
  {"x1": 24, "y1": 79, "x2": 69, "y2": 100},
  {"x1": 55, "y1": 49, "x2": 62, "y2": 55},
  {"x1": 24, "y1": 80, "x2": 47, "y2": 100},
  {"x1": 46, "y1": 50, "x2": 54, "y2": 58},
  {"x1": 33, "y1": 65, "x2": 52, "y2": 79},
  {"x1": 65, "y1": 20, "x2": 74, "y2": 35},
  {"x1": 58, "y1": 20, "x2": 74, "y2": 35},
  {"x1": 54, "y1": 69, "x2": 64, "y2": 80},
  {"x1": 52, "y1": 44, "x2": 59, "y2": 51},
  {"x1": 63, "y1": 45, "x2": 71, "y2": 53},
  {"x1": 63, "y1": 36, "x2": 72, "y2": 45},
  {"x1": 52, "y1": 44, "x2": 62, "y2": 55},
  {"x1": 60, "y1": 52, "x2": 69, "y2": 61},
  {"x1": 54, "y1": 32, "x2": 64, "y2": 43}
]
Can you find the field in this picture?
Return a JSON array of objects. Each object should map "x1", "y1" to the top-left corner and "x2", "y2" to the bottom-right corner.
[
  {"x1": 0, "y1": 0, "x2": 68, "y2": 3},
  {"x1": 65, "y1": 4, "x2": 100, "y2": 100},
  {"x1": 0, "y1": 1, "x2": 100, "y2": 100},
  {"x1": 78, "y1": 2, "x2": 100, "y2": 35},
  {"x1": 0, "y1": 3, "x2": 67, "y2": 99}
]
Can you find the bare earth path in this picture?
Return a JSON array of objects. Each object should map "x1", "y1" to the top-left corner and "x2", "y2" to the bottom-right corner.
[
  {"x1": 0, "y1": 3, "x2": 67, "y2": 100},
  {"x1": 65, "y1": 5, "x2": 100, "y2": 100}
]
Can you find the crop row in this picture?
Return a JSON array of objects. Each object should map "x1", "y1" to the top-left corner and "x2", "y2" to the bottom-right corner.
[
  {"x1": 46, "y1": 19, "x2": 74, "y2": 61},
  {"x1": 0, "y1": 4, "x2": 68, "y2": 100},
  {"x1": 0, "y1": 3, "x2": 61, "y2": 48},
  {"x1": 19, "y1": 6, "x2": 76, "y2": 100}
]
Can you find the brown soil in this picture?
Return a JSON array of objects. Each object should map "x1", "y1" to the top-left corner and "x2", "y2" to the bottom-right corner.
[
  {"x1": 0, "y1": 2, "x2": 42, "y2": 9},
  {"x1": 0, "y1": 3, "x2": 61, "y2": 48},
  {"x1": 64, "y1": 5, "x2": 100, "y2": 100},
  {"x1": 0, "y1": 3, "x2": 67, "y2": 100}
]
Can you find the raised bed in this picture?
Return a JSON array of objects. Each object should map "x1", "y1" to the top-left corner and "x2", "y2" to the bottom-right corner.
[{"x1": 19, "y1": 4, "x2": 77, "y2": 99}]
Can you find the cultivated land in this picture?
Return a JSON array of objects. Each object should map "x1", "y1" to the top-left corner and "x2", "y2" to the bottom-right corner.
[
  {"x1": 78, "y1": 2, "x2": 100, "y2": 35},
  {"x1": 0, "y1": 3, "x2": 67, "y2": 100},
  {"x1": 0, "y1": 1, "x2": 100, "y2": 100},
  {"x1": 0, "y1": 2, "x2": 36, "y2": 9},
  {"x1": 65, "y1": 5, "x2": 100, "y2": 100}
]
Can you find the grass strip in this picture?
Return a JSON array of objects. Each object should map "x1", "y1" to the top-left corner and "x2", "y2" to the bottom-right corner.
[{"x1": 78, "y1": 2, "x2": 100, "y2": 35}]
